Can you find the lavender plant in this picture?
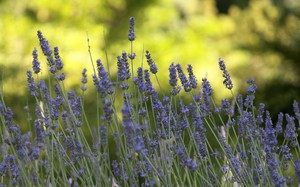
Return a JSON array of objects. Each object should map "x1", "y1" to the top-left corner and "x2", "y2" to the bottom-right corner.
[{"x1": 0, "y1": 17, "x2": 299, "y2": 187}]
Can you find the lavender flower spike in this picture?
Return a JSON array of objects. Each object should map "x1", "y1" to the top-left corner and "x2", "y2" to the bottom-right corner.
[
  {"x1": 32, "y1": 48, "x2": 41, "y2": 74},
  {"x1": 145, "y1": 50, "x2": 158, "y2": 74},
  {"x1": 26, "y1": 70, "x2": 38, "y2": 96},
  {"x1": 218, "y1": 58, "x2": 233, "y2": 90},
  {"x1": 128, "y1": 17, "x2": 136, "y2": 41}
]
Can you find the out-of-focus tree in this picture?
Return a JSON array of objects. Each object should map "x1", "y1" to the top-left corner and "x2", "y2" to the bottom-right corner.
[
  {"x1": 225, "y1": 0, "x2": 300, "y2": 114},
  {"x1": 0, "y1": 0, "x2": 299, "y2": 122}
]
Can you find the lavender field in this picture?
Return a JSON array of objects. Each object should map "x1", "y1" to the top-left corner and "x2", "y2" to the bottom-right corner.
[{"x1": 0, "y1": 16, "x2": 300, "y2": 186}]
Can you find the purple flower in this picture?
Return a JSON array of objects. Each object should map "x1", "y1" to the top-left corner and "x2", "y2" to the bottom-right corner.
[
  {"x1": 34, "y1": 120, "x2": 44, "y2": 147},
  {"x1": 145, "y1": 50, "x2": 158, "y2": 74},
  {"x1": 37, "y1": 30, "x2": 55, "y2": 69},
  {"x1": 54, "y1": 46, "x2": 64, "y2": 70},
  {"x1": 37, "y1": 30, "x2": 52, "y2": 57},
  {"x1": 30, "y1": 146, "x2": 40, "y2": 161},
  {"x1": 281, "y1": 145, "x2": 293, "y2": 170},
  {"x1": 237, "y1": 94, "x2": 244, "y2": 111},
  {"x1": 101, "y1": 99, "x2": 113, "y2": 124},
  {"x1": 176, "y1": 64, "x2": 191, "y2": 92},
  {"x1": 144, "y1": 70, "x2": 155, "y2": 95},
  {"x1": 185, "y1": 158, "x2": 198, "y2": 172},
  {"x1": 187, "y1": 64, "x2": 197, "y2": 89},
  {"x1": 80, "y1": 68, "x2": 88, "y2": 91},
  {"x1": 117, "y1": 51, "x2": 131, "y2": 81},
  {"x1": 194, "y1": 131, "x2": 207, "y2": 157},
  {"x1": 26, "y1": 71, "x2": 38, "y2": 96},
  {"x1": 112, "y1": 160, "x2": 120, "y2": 177},
  {"x1": 218, "y1": 58, "x2": 233, "y2": 90},
  {"x1": 221, "y1": 98, "x2": 234, "y2": 116},
  {"x1": 293, "y1": 100, "x2": 300, "y2": 121},
  {"x1": 169, "y1": 62, "x2": 178, "y2": 87},
  {"x1": 275, "y1": 112, "x2": 283, "y2": 134},
  {"x1": 99, "y1": 125, "x2": 108, "y2": 146},
  {"x1": 32, "y1": 48, "x2": 41, "y2": 74},
  {"x1": 54, "y1": 73, "x2": 66, "y2": 81},
  {"x1": 38, "y1": 80, "x2": 50, "y2": 104},
  {"x1": 179, "y1": 99, "x2": 189, "y2": 115},
  {"x1": 128, "y1": 17, "x2": 136, "y2": 41},
  {"x1": 294, "y1": 159, "x2": 300, "y2": 183},
  {"x1": 201, "y1": 77, "x2": 213, "y2": 96},
  {"x1": 244, "y1": 78, "x2": 257, "y2": 109},
  {"x1": 94, "y1": 59, "x2": 114, "y2": 97},
  {"x1": 169, "y1": 62, "x2": 181, "y2": 95},
  {"x1": 4, "y1": 107, "x2": 13, "y2": 127},
  {"x1": 256, "y1": 103, "x2": 265, "y2": 125},
  {"x1": 284, "y1": 114, "x2": 298, "y2": 147},
  {"x1": 264, "y1": 111, "x2": 277, "y2": 151},
  {"x1": 133, "y1": 67, "x2": 146, "y2": 92},
  {"x1": 201, "y1": 78, "x2": 213, "y2": 116},
  {"x1": 71, "y1": 96, "x2": 82, "y2": 118}
]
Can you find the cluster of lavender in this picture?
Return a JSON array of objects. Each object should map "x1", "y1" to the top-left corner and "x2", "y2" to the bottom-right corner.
[{"x1": 0, "y1": 17, "x2": 300, "y2": 186}]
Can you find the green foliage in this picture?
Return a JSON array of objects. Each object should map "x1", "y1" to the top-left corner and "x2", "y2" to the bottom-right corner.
[{"x1": 0, "y1": 0, "x2": 299, "y2": 121}]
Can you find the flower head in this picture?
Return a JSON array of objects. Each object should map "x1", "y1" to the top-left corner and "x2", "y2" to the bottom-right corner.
[
  {"x1": 26, "y1": 71, "x2": 38, "y2": 96},
  {"x1": 128, "y1": 17, "x2": 136, "y2": 41},
  {"x1": 176, "y1": 64, "x2": 191, "y2": 92},
  {"x1": 187, "y1": 64, "x2": 197, "y2": 89},
  {"x1": 218, "y1": 58, "x2": 233, "y2": 90},
  {"x1": 54, "y1": 46, "x2": 64, "y2": 70},
  {"x1": 117, "y1": 51, "x2": 131, "y2": 81},
  {"x1": 145, "y1": 50, "x2": 158, "y2": 74},
  {"x1": 32, "y1": 48, "x2": 41, "y2": 74}
]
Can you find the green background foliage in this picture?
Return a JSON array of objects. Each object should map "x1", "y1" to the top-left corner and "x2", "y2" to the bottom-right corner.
[{"x1": 0, "y1": 0, "x2": 300, "y2": 124}]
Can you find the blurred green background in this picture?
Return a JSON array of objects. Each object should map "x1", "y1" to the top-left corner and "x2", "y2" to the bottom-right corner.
[{"x1": 1, "y1": 0, "x2": 300, "y2": 124}]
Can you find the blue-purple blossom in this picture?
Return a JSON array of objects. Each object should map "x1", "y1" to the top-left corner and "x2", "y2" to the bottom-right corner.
[
  {"x1": 169, "y1": 62, "x2": 181, "y2": 95},
  {"x1": 185, "y1": 158, "x2": 198, "y2": 172},
  {"x1": 99, "y1": 125, "x2": 108, "y2": 146},
  {"x1": 145, "y1": 50, "x2": 158, "y2": 74},
  {"x1": 117, "y1": 51, "x2": 131, "y2": 81},
  {"x1": 32, "y1": 48, "x2": 41, "y2": 74},
  {"x1": 194, "y1": 131, "x2": 207, "y2": 157},
  {"x1": 264, "y1": 111, "x2": 278, "y2": 151},
  {"x1": 80, "y1": 68, "x2": 88, "y2": 91},
  {"x1": 169, "y1": 62, "x2": 177, "y2": 87},
  {"x1": 30, "y1": 146, "x2": 40, "y2": 161},
  {"x1": 218, "y1": 58, "x2": 233, "y2": 90},
  {"x1": 71, "y1": 96, "x2": 82, "y2": 118},
  {"x1": 101, "y1": 99, "x2": 113, "y2": 124},
  {"x1": 37, "y1": 30, "x2": 52, "y2": 57},
  {"x1": 54, "y1": 46, "x2": 64, "y2": 70},
  {"x1": 94, "y1": 59, "x2": 114, "y2": 97},
  {"x1": 284, "y1": 114, "x2": 298, "y2": 147},
  {"x1": 244, "y1": 78, "x2": 257, "y2": 109},
  {"x1": 294, "y1": 159, "x2": 300, "y2": 183},
  {"x1": 38, "y1": 80, "x2": 50, "y2": 104},
  {"x1": 256, "y1": 103, "x2": 265, "y2": 125},
  {"x1": 221, "y1": 98, "x2": 234, "y2": 116},
  {"x1": 134, "y1": 67, "x2": 146, "y2": 93},
  {"x1": 201, "y1": 78, "x2": 213, "y2": 116},
  {"x1": 34, "y1": 120, "x2": 44, "y2": 147},
  {"x1": 293, "y1": 100, "x2": 300, "y2": 121},
  {"x1": 112, "y1": 160, "x2": 120, "y2": 177},
  {"x1": 276, "y1": 112, "x2": 284, "y2": 134},
  {"x1": 144, "y1": 70, "x2": 155, "y2": 95},
  {"x1": 281, "y1": 145, "x2": 293, "y2": 170},
  {"x1": 54, "y1": 73, "x2": 66, "y2": 81},
  {"x1": 187, "y1": 64, "x2": 197, "y2": 89},
  {"x1": 176, "y1": 64, "x2": 191, "y2": 92},
  {"x1": 5, "y1": 107, "x2": 13, "y2": 127},
  {"x1": 128, "y1": 17, "x2": 136, "y2": 41},
  {"x1": 26, "y1": 70, "x2": 38, "y2": 96}
]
